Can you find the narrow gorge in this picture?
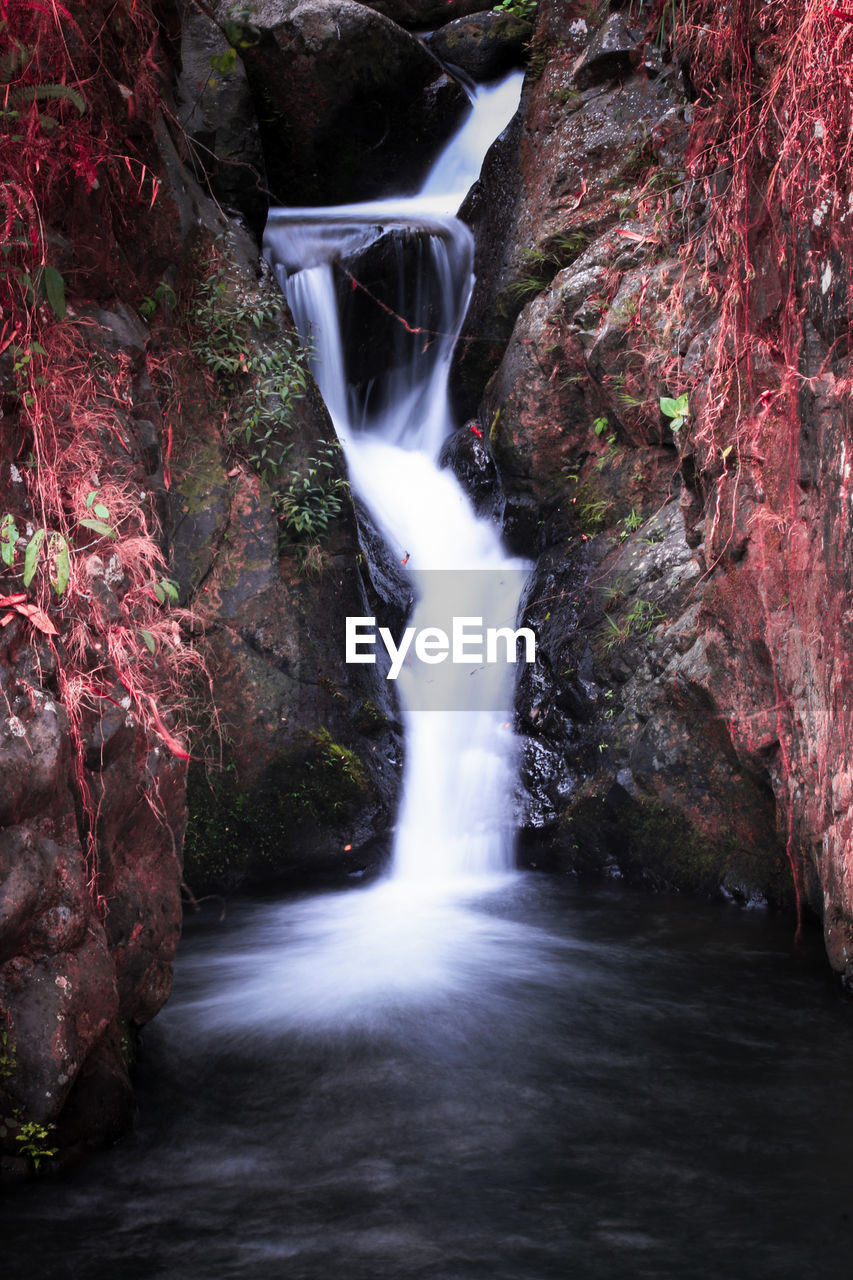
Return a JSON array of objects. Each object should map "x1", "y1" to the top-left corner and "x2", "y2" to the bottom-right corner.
[{"x1": 3, "y1": 0, "x2": 853, "y2": 1274}]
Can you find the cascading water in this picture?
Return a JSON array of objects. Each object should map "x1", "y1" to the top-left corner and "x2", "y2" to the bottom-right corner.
[
  {"x1": 175, "y1": 72, "x2": 532, "y2": 1027},
  {"x1": 264, "y1": 75, "x2": 528, "y2": 889}
]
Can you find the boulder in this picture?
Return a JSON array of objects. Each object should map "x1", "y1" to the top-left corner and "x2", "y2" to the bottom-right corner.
[
  {"x1": 438, "y1": 422, "x2": 501, "y2": 517},
  {"x1": 570, "y1": 11, "x2": 638, "y2": 89},
  {"x1": 358, "y1": 1, "x2": 489, "y2": 28},
  {"x1": 175, "y1": 0, "x2": 268, "y2": 235},
  {"x1": 426, "y1": 10, "x2": 532, "y2": 81},
  {"x1": 0, "y1": 933, "x2": 118, "y2": 1125},
  {"x1": 452, "y1": 19, "x2": 683, "y2": 416},
  {"x1": 226, "y1": 0, "x2": 470, "y2": 204}
]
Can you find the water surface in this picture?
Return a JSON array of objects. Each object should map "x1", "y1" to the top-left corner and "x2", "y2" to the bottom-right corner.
[{"x1": 4, "y1": 877, "x2": 853, "y2": 1280}]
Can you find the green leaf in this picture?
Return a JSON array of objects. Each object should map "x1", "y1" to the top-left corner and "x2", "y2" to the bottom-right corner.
[
  {"x1": 93, "y1": 502, "x2": 110, "y2": 519},
  {"x1": 140, "y1": 629, "x2": 156, "y2": 654},
  {"x1": 42, "y1": 264, "x2": 66, "y2": 320},
  {"x1": 720, "y1": 444, "x2": 733, "y2": 461},
  {"x1": 14, "y1": 82, "x2": 86, "y2": 114},
  {"x1": 659, "y1": 396, "x2": 681, "y2": 418},
  {"x1": 79, "y1": 517, "x2": 116, "y2": 538},
  {"x1": 85, "y1": 490, "x2": 97, "y2": 508},
  {"x1": 153, "y1": 583, "x2": 166, "y2": 603},
  {"x1": 50, "y1": 533, "x2": 70, "y2": 595},
  {"x1": 162, "y1": 579, "x2": 179, "y2": 601},
  {"x1": 0, "y1": 514, "x2": 18, "y2": 566},
  {"x1": 23, "y1": 527, "x2": 46, "y2": 587}
]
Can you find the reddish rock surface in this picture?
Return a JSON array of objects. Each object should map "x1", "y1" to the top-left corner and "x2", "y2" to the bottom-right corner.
[{"x1": 460, "y1": 0, "x2": 853, "y2": 971}]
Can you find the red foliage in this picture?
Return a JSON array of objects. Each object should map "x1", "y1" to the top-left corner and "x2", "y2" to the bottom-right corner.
[
  {"x1": 0, "y1": 1, "x2": 207, "y2": 903},
  {"x1": 653, "y1": 0, "x2": 853, "y2": 931}
]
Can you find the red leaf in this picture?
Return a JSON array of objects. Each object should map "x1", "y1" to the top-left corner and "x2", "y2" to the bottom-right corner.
[
  {"x1": 0, "y1": 593, "x2": 27, "y2": 605},
  {"x1": 14, "y1": 602, "x2": 59, "y2": 635}
]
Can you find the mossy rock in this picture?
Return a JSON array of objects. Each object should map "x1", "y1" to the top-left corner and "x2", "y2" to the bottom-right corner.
[
  {"x1": 558, "y1": 789, "x2": 794, "y2": 906},
  {"x1": 183, "y1": 728, "x2": 372, "y2": 891}
]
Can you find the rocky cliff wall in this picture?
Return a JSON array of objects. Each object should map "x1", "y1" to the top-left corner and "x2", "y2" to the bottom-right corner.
[
  {"x1": 0, "y1": 0, "x2": 407, "y2": 1177},
  {"x1": 454, "y1": 0, "x2": 853, "y2": 974}
]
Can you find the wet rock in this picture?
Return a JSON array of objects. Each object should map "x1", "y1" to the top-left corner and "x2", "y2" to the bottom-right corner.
[
  {"x1": 426, "y1": 11, "x2": 532, "y2": 81},
  {"x1": 570, "y1": 12, "x2": 639, "y2": 89},
  {"x1": 353, "y1": 497, "x2": 414, "y2": 635},
  {"x1": 175, "y1": 0, "x2": 268, "y2": 235},
  {"x1": 453, "y1": 46, "x2": 683, "y2": 416},
  {"x1": 331, "y1": 223, "x2": 471, "y2": 410},
  {"x1": 0, "y1": 933, "x2": 118, "y2": 1125},
  {"x1": 359, "y1": 0, "x2": 487, "y2": 27},
  {"x1": 228, "y1": 0, "x2": 469, "y2": 204},
  {"x1": 438, "y1": 423, "x2": 501, "y2": 518}
]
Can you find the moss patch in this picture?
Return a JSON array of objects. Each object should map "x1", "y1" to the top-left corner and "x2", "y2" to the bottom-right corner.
[
  {"x1": 559, "y1": 789, "x2": 794, "y2": 906},
  {"x1": 183, "y1": 728, "x2": 370, "y2": 891}
]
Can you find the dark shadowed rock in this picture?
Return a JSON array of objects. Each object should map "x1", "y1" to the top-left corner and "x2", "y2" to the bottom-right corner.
[
  {"x1": 359, "y1": 0, "x2": 488, "y2": 28},
  {"x1": 570, "y1": 12, "x2": 639, "y2": 89},
  {"x1": 175, "y1": 0, "x2": 268, "y2": 235},
  {"x1": 427, "y1": 11, "x2": 532, "y2": 81},
  {"x1": 227, "y1": 0, "x2": 469, "y2": 204},
  {"x1": 171, "y1": 232, "x2": 403, "y2": 892},
  {"x1": 438, "y1": 423, "x2": 502, "y2": 518}
]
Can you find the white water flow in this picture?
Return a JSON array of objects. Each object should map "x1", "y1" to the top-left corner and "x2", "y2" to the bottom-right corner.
[{"x1": 202, "y1": 73, "x2": 528, "y2": 1027}]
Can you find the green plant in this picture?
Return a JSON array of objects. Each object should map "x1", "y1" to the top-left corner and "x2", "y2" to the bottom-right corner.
[
  {"x1": 594, "y1": 434, "x2": 620, "y2": 471},
  {"x1": 191, "y1": 268, "x2": 310, "y2": 482},
  {"x1": 152, "y1": 576, "x2": 179, "y2": 605},
  {"x1": 600, "y1": 598, "x2": 665, "y2": 652},
  {"x1": 578, "y1": 496, "x2": 611, "y2": 530},
  {"x1": 619, "y1": 508, "x2": 643, "y2": 540},
  {"x1": 23, "y1": 528, "x2": 71, "y2": 594},
  {"x1": 506, "y1": 273, "x2": 546, "y2": 303},
  {"x1": 494, "y1": 0, "x2": 538, "y2": 18},
  {"x1": 15, "y1": 1121, "x2": 57, "y2": 1173},
  {"x1": 0, "y1": 514, "x2": 19, "y2": 567},
  {"x1": 593, "y1": 416, "x2": 609, "y2": 436},
  {"x1": 277, "y1": 447, "x2": 349, "y2": 541},
  {"x1": 0, "y1": 1026, "x2": 15, "y2": 1080},
  {"x1": 139, "y1": 280, "x2": 177, "y2": 321},
  {"x1": 80, "y1": 489, "x2": 116, "y2": 538},
  {"x1": 660, "y1": 391, "x2": 689, "y2": 433}
]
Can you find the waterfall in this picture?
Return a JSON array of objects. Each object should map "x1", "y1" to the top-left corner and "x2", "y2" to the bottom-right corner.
[
  {"x1": 264, "y1": 73, "x2": 527, "y2": 890},
  {"x1": 177, "y1": 73, "x2": 530, "y2": 1030}
]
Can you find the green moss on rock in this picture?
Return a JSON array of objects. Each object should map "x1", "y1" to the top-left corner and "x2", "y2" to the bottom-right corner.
[
  {"x1": 183, "y1": 728, "x2": 371, "y2": 891},
  {"x1": 559, "y1": 789, "x2": 794, "y2": 906}
]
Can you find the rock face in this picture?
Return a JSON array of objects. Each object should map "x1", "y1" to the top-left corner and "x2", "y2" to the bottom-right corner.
[
  {"x1": 359, "y1": 0, "x2": 488, "y2": 27},
  {"x1": 452, "y1": 3, "x2": 670, "y2": 416},
  {"x1": 221, "y1": 0, "x2": 469, "y2": 204},
  {"x1": 175, "y1": 0, "x2": 268, "y2": 235},
  {"x1": 169, "y1": 228, "x2": 403, "y2": 891},
  {"x1": 0, "y1": 307, "x2": 188, "y2": 1175},
  {"x1": 426, "y1": 11, "x2": 533, "y2": 81},
  {"x1": 456, "y1": 0, "x2": 853, "y2": 971}
]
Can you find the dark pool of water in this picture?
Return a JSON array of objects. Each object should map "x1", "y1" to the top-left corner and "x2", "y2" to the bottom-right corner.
[{"x1": 3, "y1": 874, "x2": 853, "y2": 1279}]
